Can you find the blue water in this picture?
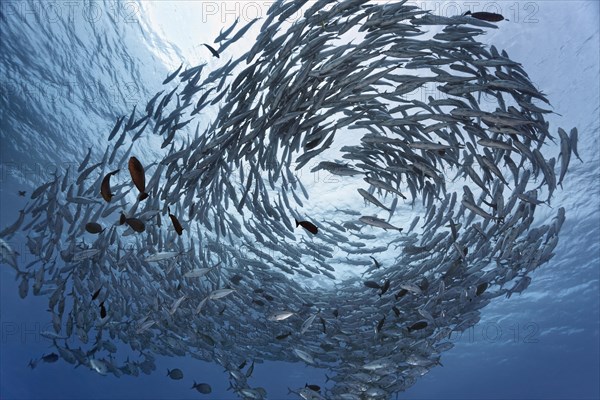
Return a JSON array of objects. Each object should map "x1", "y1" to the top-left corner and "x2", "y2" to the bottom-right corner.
[{"x1": 1, "y1": 1, "x2": 599, "y2": 399}]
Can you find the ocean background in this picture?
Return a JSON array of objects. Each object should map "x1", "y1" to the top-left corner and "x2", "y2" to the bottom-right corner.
[{"x1": 0, "y1": 1, "x2": 598, "y2": 399}]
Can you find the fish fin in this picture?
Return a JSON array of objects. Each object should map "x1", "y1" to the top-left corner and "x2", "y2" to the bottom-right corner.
[
  {"x1": 138, "y1": 192, "x2": 149, "y2": 201},
  {"x1": 463, "y1": 10, "x2": 471, "y2": 16},
  {"x1": 294, "y1": 218, "x2": 300, "y2": 227}
]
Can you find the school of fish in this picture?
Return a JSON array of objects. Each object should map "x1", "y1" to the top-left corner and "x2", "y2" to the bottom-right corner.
[{"x1": 0, "y1": 0, "x2": 581, "y2": 399}]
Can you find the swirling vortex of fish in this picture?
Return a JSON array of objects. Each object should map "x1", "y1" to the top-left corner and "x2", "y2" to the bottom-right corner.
[{"x1": 0, "y1": 0, "x2": 581, "y2": 399}]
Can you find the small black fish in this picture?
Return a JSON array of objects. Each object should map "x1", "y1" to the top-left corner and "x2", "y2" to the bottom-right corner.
[
  {"x1": 191, "y1": 381, "x2": 212, "y2": 394},
  {"x1": 379, "y1": 279, "x2": 391, "y2": 296},
  {"x1": 203, "y1": 43, "x2": 220, "y2": 58},
  {"x1": 319, "y1": 316, "x2": 327, "y2": 334},
  {"x1": 167, "y1": 368, "x2": 184, "y2": 380},
  {"x1": 364, "y1": 280, "x2": 381, "y2": 289},
  {"x1": 100, "y1": 169, "x2": 119, "y2": 202},
  {"x1": 91, "y1": 287, "x2": 101, "y2": 301},
  {"x1": 85, "y1": 222, "x2": 103, "y2": 234},
  {"x1": 125, "y1": 218, "x2": 145, "y2": 233},
  {"x1": 463, "y1": 10, "x2": 505, "y2": 22},
  {"x1": 276, "y1": 332, "x2": 292, "y2": 340},
  {"x1": 18, "y1": 191, "x2": 26, "y2": 197},
  {"x1": 41, "y1": 353, "x2": 59, "y2": 363},
  {"x1": 305, "y1": 384, "x2": 321, "y2": 392},
  {"x1": 168, "y1": 207, "x2": 184, "y2": 235},
  {"x1": 305, "y1": 138, "x2": 322, "y2": 150},
  {"x1": 128, "y1": 156, "x2": 148, "y2": 201},
  {"x1": 99, "y1": 302, "x2": 107, "y2": 319},
  {"x1": 295, "y1": 218, "x2": 318, "y2": 235},
  {"x1": 407, "y1": 320, "x2": 428, "y2": 332},
  {"x1": 476, "y1": 282, "x2": 488, "y2": 296},
  {"x1": 395, "y1": 288, "x2": 408, "y2": 299},
  {"x1": 238, "y1": 360, "x2": 247, "y2": 370},
  {"x1": 119, "y1": 212, "x2": 127, "y2": 225}
]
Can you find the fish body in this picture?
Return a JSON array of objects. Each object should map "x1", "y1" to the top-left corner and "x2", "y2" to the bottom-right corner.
[
  {"x1": 295, "y1": 218, "x2": 318, "y2": 235},
  {"x1": 128, "y1": 157, "x2": 148, "y2": 201}
]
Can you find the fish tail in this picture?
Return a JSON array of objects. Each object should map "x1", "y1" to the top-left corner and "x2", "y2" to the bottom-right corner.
[
  {"x1": 138, "y1": 192, "x2": 149, "y2": 201},
  {"x1": 294, "y1": 218, "x2": 300, "y2": 227},
  {"x1": 166, "y1": 369, "x2": 170, "y2": 376}
]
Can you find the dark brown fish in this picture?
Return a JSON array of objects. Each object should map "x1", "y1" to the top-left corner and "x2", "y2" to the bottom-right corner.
[
  {"x1": 305, "y1": 384, "x2": 321, "y2": 392},
  {"x1": 125, "y1": 218, "x2": 145, "y2": 233},
  {"x1": 476, "y1": 282, "x2": 488, "y2": 296},
  {"x1": 407, "y1": 320, "x2": 428, "y2": 332},
  {"x1": 364, "y1": 280, "x2": 381, "y2": 289},
  {"x1": 379, "y1": 279, "x2": 391, "y2": 296},
  {"x1": 464, "y1": 10, "x2": 505, "y2": 22},
  {"x1": 119, "y1": 212, "x2": 127, "y2": 225},
  {"x1": 92, "y1": 287, "x2": 101, "y2": 301},
  {"x1": 85, "y1": 222, "x2": 103, "y2": 234},
  {"x1": 168, "y1": 207, "x2": 183, "y2": 235},
  {"x1": 100, "y1": 169, "x2": 119, "y2": 202},
  {"x1": 295, "y1": 218, "x2": 318, "y2": 235},
  {"x1": 128, "y1": 157, "x2": 148, "y2": 201},
  {"x1": 99, "y1": 302, "x2": 107, "y2": 319},
  {"x1": 395, "y1": 288, "x2": 408, "y2": 299}
]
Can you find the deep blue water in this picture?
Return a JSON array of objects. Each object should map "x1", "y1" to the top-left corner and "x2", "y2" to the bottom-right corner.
[{"x1": 1, "y1": 1, "x2": 599, "y2": 399}]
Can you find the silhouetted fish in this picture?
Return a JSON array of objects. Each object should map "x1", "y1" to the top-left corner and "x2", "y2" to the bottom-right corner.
[
  {"x1": 125, "y1": 218, "x2": 145, "y2": 233},
  {"x1": 203, "y1": 43, "x2": 220, "y2": 58},
  {"x1": 168, "y1": 207, "x2": 183, "y2": 235},
  {"x1": 191, "y1": 382, "x2": 212, "y2": 394},
  {"x1": 464, "y1": 10, "x2": 505, "y2": 22},
  {"x1": 100, "y1": 170, "x2": 119, "y2": 202},
  {"x1": 295, "y1": 218, "x2": 318, "y2": 235},
  {"x1": 407, "y1": 321, "x2": 428, "y2": 332},
  {"x1": 128, "y1": 157, "x2": 148, "y2": 201},
  {"x1": 85, "y1": 222, "x2": 103, "y2": 234}
]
